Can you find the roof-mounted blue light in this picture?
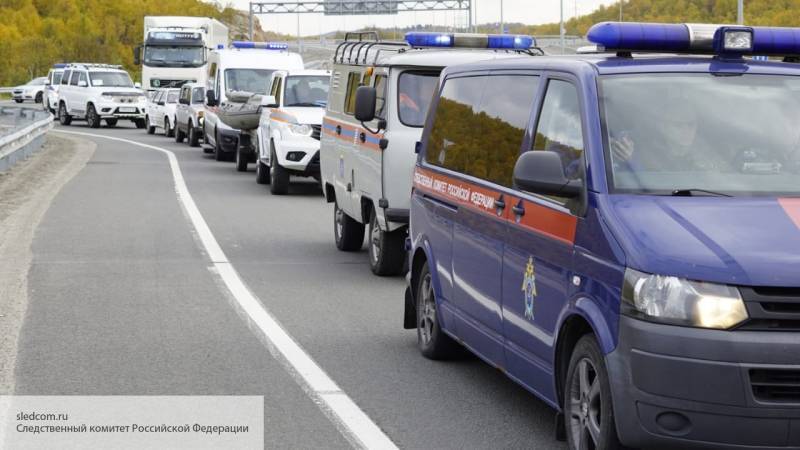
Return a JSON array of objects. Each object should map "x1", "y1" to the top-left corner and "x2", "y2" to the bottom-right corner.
[
  {"x1": 588, "y1": 22, "x2": 800, "y2": 57},
  {"x1": 404, "y1": 32, "x2": 534, "y2": 50},
  {"x1": 53, "y1": 63, "x2": 67, "y2": 68},
  {"x1": 231, "y1": 41, "x2": 289, "y2": 50}
]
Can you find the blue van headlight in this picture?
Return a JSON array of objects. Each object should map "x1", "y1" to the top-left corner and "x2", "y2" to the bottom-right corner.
[{"x1": 622, "y1": 269, "x2": 748, "y2": 330}]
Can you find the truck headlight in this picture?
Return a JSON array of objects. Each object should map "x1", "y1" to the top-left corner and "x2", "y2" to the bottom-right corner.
[
  {"x1": 622, "y1": 269, "x2": 748, "y2": 330},
  {"x1": 288, "y1": 123, "x2": 312, "y2": 136}
]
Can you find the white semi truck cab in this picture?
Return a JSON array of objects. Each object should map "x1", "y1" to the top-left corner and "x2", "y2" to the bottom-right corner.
[{"x1": 136, "y1": 16, "x2": 228, "y2": 91}]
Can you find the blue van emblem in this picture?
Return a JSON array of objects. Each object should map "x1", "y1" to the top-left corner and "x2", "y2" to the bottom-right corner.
[{"x1": 522, "y1": 257, "x2": 537, "y2": 320}]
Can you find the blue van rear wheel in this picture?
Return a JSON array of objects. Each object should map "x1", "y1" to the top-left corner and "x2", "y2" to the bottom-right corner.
[{"x1": 417, "y1": 262, "x2": 458, "y2": 359}]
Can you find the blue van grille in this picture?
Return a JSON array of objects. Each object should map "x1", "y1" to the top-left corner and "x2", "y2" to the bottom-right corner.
[
  {"x1": 738, "y1": 287, "x2": 800, "y2": 331},
  {"x1": 750, "y1": 369, "x2": 800, "y2": 403}
]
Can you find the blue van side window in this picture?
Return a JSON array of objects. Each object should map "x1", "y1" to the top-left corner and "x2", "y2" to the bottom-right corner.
[{"x1": 426, "y1": 75, "x2": 539, "y2": 187}]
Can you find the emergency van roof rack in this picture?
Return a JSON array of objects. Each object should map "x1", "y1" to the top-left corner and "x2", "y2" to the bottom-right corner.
[{"x1": 334, "y1": 31, "x2": 410, "y2": 66}]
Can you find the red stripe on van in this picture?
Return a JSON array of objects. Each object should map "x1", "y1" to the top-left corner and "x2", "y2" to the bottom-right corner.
[{"x1": 779, "y1": 198, "x2": 800, "y2": 230}]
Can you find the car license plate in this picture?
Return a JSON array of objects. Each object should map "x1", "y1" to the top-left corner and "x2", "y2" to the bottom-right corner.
[{"x1": 119, "y1": 107, "x2": 136, "y2": 113}]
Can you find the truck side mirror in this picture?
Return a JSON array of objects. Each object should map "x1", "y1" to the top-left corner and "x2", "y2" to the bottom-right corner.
[
  {"x1": 134, "y1": 46, "x2": 142, "y2": 65},
  {"x1": 513, "y1": 151, "x2": 582, "y2": 198},
  {"x1": 206, "y1": 90, "x2": 218, "y2": 107},
  {"x1": 354, "y1": 86, "x2": 376, "y2": 123},
  {"x1": 260, "y1": 95, "x2": 277, "y2": 108}
]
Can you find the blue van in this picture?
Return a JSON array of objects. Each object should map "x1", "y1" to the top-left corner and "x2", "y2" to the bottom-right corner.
[{"x1": 405, "y1": 23, "x2": 800, "y2": 450}]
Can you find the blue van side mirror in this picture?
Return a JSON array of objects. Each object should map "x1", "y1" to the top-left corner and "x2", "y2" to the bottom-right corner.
[{"x1": 513, "y1": 151, "x2": 582, "y2": 198}]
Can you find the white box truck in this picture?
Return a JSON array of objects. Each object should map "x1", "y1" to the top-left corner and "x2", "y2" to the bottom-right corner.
[{"x1": 135, "y1": 16, "x2": 228, "y2": 90}]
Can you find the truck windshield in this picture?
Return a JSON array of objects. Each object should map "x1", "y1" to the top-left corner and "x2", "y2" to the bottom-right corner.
[
  {"x1": 90, "y1": 72, "x2": 134, "y2": 88},
  {"x1": 602, "y1": 74, "x2": 800, "y2": 196},
  {"x1": 284, "y1": 76, "x2": 329, "y2": 107},
  {"x1": 224, "y1": 69, "x2": 273, "y2": 95},
  {"x1": 144, "y1": 46, "x2": 205, "y2": 67},
  {"x1": 397, "y1": 71, "x2": 439, "y2": 127}
]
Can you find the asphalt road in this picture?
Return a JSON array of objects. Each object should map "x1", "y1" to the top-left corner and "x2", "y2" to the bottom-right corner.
[{"x1": 11, "y1": 119, "x2": 563, "y2": 449}]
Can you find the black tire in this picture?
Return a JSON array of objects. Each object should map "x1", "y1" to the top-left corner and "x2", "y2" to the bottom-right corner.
[
  {"x1": 416, "y1": 262, "x2": 459, "y2": 359},
  {"x1": 269, "y1": 143, "x2": 289, "y2": 194},
  {"x1": 565, "y1": 335, "x2": 622, "y2": 450},
  {"x1": 86, "y1": 104, "x2": 101, "y2": 129},
  {"x1": 175, "y1": 123, "x2": 185, "y2": 143},
  {"x1": 214, "y1": 129, "x2": 227, "y2": 161},
  {"x1": 188, "y1": 122, "x2": 200, "y2": 147},
  {"x1": 333, "y1": 201, "x2": 364, "y2": 251},
  {"x1": 58, "y1": 103, "x2": 72, "y2": 125},
  {"x1": 368, "y1": 212, "x2": 406, "y2": 276},
  {"x1": 35, "y1": 92, "x2": 43, "y2": 104},
  {"x1": 255, "y1": 161, "x2": 270, "y2": 184},
  {"x1": 165, "y1": 117, "x2": 175, "y2": 137},
  {"x1": 146, "y1": 116, "x2": 156, "y2": 134},
  {"x1": 105, "y1": 118, "x2": 118, "y2": 127},
  {"x1": 235, "y1": 147, "x2": 248, "y2": 172},
  {"x1": 134, "y1": 119, "x2": 146, "y2": 129},
  {"x1": 14, "y1": 99, "x2": 23, "y2": 104}
]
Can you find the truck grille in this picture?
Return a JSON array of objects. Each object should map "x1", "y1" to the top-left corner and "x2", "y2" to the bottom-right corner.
[
  {"x1": 310, "y1": 124, "x2": 321, "y2": 141},
  {"x1": 737, "y1": 287, "x2": 800, "y2": 331},
  {"x1": 750, "y1": 369, "x2": 800, "y2": 403}
]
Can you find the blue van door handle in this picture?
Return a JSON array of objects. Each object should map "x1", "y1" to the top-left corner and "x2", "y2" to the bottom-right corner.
[{"x1": 336, "y1": 125, "x2": 342, "y2": 135}]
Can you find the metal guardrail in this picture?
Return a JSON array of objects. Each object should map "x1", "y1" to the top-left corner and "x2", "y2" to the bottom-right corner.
[{"x1": 0, "y1": 106, "x2": 54, "y2": 172}]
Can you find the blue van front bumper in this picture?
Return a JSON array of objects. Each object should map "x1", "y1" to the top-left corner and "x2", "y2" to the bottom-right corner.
[{"x1": 607, "y1": 316, "x2": 800, "y2": 449}]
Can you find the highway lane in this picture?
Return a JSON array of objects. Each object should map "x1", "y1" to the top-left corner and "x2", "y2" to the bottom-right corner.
[{"x1": 16, "y1": 120, "x2": 564, "y2": 449}]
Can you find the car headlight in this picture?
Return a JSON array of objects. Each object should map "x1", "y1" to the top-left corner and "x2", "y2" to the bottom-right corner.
[
  {"x1": 101, "y1": 94, "x2": 114, "y2": 100},
  {"x1": 288, "y1": 123, "x2": 312, "y2": 136},
  {"x1": 196, "y1": 110, "x2": 204, "y2": 118},
  {"x1": 622, "y1": 269, "x2": 748, "y2": 330}
]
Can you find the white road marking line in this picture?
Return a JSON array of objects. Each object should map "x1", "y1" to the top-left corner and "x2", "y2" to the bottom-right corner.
[{"x1": 53, "y1": 130, "x2": 398, "y2": 450}]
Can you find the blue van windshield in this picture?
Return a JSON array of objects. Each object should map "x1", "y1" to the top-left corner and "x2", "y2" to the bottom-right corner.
[{"x1": 601, "y1": 74, "x2": 800, "y2": 196}]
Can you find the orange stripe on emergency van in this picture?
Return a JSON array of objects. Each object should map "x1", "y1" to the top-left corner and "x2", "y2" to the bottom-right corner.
[
  {"x1": 779, "y1": 198, "x2": 800, "y2": 230},
  {"x1": 413, "y1": 167, "x2": 578, "y2": 245}
]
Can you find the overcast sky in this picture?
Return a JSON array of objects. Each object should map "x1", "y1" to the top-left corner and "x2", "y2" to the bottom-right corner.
[{"x1": 214, "y1": 0, "x2": 619, "y2": 37}]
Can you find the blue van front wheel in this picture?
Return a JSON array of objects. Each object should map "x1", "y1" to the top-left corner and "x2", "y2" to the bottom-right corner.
[
  {"x1": 417, "y1": 262, "x2": 458, "y2": 360},
  {"x1": 565, "y1": 335, "x2": 622, "y2": 450}
]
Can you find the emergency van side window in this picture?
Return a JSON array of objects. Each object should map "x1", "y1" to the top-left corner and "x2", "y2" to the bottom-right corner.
[
  {"x1": 530, "y1": 79, "x2": 585, "y2": 206},
  {"x1": 343, "y1": 72, "x2": 361, "y2": 115},
  {"x1": 374, "y1": 74, "x2": 387, "y2": 120},
  {"x1": 426, "y1": 75, "x2": 539, "y2": 188},
  {"x1": 61, "y1": 70, "x2": 71, "y2": 86}
]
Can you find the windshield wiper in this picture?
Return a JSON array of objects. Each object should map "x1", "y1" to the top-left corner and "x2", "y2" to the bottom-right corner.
[{"x1": 671, "y1": 189, "x2": 732, "y2": 197}]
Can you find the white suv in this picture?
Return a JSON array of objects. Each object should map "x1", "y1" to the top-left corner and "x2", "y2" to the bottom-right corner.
[
  {"x1": 254, "y1": 70, "x2": 330, "y2": 194},
  {"x1": 174, "y1": 83, "x2": 206, "y2": 147},
  {"x1": 145, "y1": 88, "x2": 180, "y2": 136},
  {"x1": 57, "y1": 63, "x2": 147, "y2": 129}
]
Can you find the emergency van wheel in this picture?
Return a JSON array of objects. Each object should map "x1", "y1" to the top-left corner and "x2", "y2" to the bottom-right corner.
[
  {"x1": 146, "y1": 116, "x2": 155, "y2": 134},
  {"x1": 35, "y1": 92, "x2": 43, "y2": 104},
  {"x1": 334, "y1": 202, "x2": 364, "y2": 251},
  {"x1": 269, "y1": 143, "x2": 289, "y2": 195},
  {"x1": 256, "y1": 161, "x2": 270, "y2": 184},
  {"x1": 565, "y1": 335, "x2": 622, "y2": 450},
  {"x1": 175, "y1": 124, "x2": 185, "y2": 143},
  {"x1": 165, "y1": 117, "x2": 175, "y2": 137},
  {"x1": 416, "y1": 262, "x2": 458, "y2": 359},
  {"x1": 188, "y1": 123, "x2": 200, "y2": 147},
  {"x1": 86, "y1": 104, "x2": 101, "y2": 129},
  {"x1": 368, "y1": 212, "x2": 405, "y2": 276},
  {"x1": 105, "y1": 118, "x2": 118, "y2": 127},
  {"x1": 58, "y1": 103, "x2": 71, "y2": 126},
  {"x1": 236, "y1": 147, "x2": 248, "y2": 172}
]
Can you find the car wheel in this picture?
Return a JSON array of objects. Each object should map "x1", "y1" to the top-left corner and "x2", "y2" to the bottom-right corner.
[
  {"x1": 188, "y1": 122, "x2": 200, "y2": 147},
  {"x1": 235, "y1": 146, "x2": 249, "y2": 172},
  {"x1": 565, "y1": 335, "x2": 622, "y2": 450},
  {"x1": 214, "y1": 129, "x2": 227, "y2": 161},
  {"x1": 134, "y1": 119, "x2": 146, "y2": 129},
  {"x1": 333, "y1": 201, "x2": 364, "y2": 251},
  {"x1": 58, "y1": 103, "x2": 72, "y2": 125},
  {"x1": 86, "y1": 104, "x2": 101, "y2": 129},
  {"x1": 269, "y1": 143, "x2": 289, "y2": 194},
  {"x1": 175, "y1": 123, "x2": 185, "y2": 143},
  {"x1": 368, "y1": 212, "x2": 406, "y2": 276},
  {"x1": 35, "y1": 92, "x2": 43, "y2": 104},
  {"x1": 146, "y1": 116, "x2": 156, "y2": 134},
  {"x1": 14, "y1": 99, "x2": 23, "y2": 104},
  {"x1": 165, "y1": 117, "x2": 175, "y2": 137},
  {"x1": 105, "y1": 118, "x2": 118, "y2": 127},
  {"x1": 416, "y1": 261, "x2": 459, "y2": 359},
  {"x1": 255, "y1": 161, "x2": 270, "y2": 184}
]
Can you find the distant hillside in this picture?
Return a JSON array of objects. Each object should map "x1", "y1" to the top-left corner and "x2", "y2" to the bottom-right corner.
[{"x1": 0, "y1": 0, "x2": 293, "y2": 86}]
